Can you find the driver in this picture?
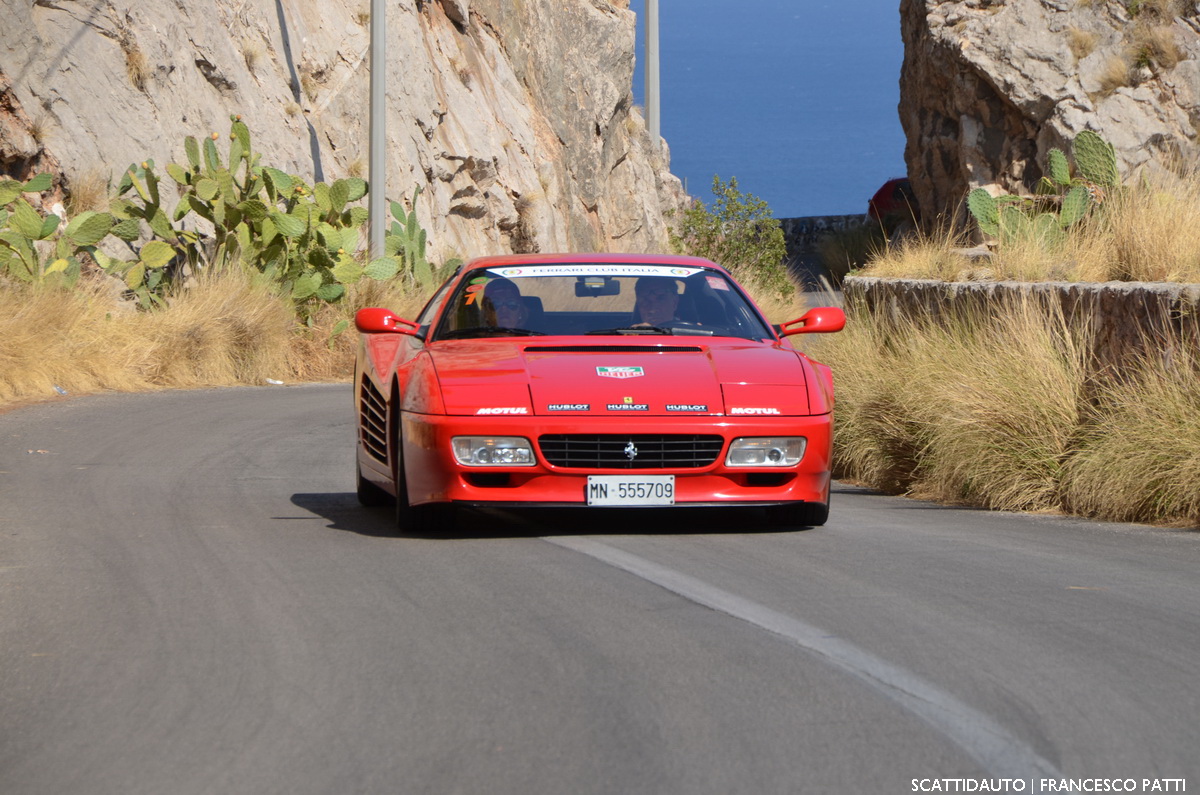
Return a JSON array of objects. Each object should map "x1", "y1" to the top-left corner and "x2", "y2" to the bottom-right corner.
[
  {"x1": 482, "y1": 278, "x2": 529, "y2": 328},
  {"x1": 632, "y1": 276, "x2": 681, "y2": 326}
]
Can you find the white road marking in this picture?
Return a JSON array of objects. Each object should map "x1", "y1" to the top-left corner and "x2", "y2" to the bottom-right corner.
[{"x1": 548, "y1": 536, "x2": 1061, "y2": 780}]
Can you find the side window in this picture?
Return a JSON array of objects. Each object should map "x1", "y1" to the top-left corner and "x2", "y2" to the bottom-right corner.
[{"x1": 415, "y1": 277, "x2": 456, "y2": 334}]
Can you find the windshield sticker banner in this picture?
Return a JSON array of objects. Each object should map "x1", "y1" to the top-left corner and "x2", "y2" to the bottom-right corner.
[
  {"x1": 596, "y1": 366, "x2": 644, "y2": 379},
  {"x1": 488, "y1": 265, "x2": 702, "y2": 279}
]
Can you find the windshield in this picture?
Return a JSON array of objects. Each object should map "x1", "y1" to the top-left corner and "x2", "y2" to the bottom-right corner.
[{"x1": 431, "y1": 263, "x2": 774, "y2": 341}]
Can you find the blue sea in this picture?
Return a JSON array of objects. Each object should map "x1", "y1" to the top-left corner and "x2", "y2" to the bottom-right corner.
[{"x1": 629, "y1": 0, "x2": 907, "y2": 219}]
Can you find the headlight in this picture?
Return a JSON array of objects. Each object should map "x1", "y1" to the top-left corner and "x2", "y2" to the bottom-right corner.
[
  {"x1": 725, "y1": 437, "x2": 806, "y2": 467},
  {"x1": 452, "y1": 436, "x2": 536, "y2": 467}
]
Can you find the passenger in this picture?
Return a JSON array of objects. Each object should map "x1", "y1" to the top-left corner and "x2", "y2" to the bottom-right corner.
[
  {"x1": 632, "y1": 276, "x2": 682, "y2": 326},
  {"x1": 483, "y1": 278, "x2": 529, "y2": 328}
]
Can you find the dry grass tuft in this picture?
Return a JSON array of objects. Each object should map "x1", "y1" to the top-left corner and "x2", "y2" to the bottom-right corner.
[
  {"x1": 1096, "y1": 54, "x2": 1132, "y2": 93},
  {"x1": 1065, "y1": 168, "x2": 1200, "y2": 282},
  {"x1": 805, "y1": 289, "x2": 1200, "y2": 525},
  {"x1": 299, "y1": 72, "x2": 319, "y2": 103},
  {"x1": 1063, "y1": 332, "x2": 1200, "y2": 525},
  {"x1": 1132, "y1": 23, "x2": 1182, "y2": 69},
  {"x1": 810, "y1": 299, "x2": 1092, "y2": 511},
  {"x1": 242, "y1": 38, "x2": 265, "y2": 75},
  {"x1": 124, "y1": 43, "x2": 151, "y2": 92},
  {"x1": 859, "y1": 167, "x2": 1200, "y2": 284},
  {"x1": 28, "y1": 114, "x2": 50, "y2": 145},
  {"x1": 66, "y1": 170, "x2": 111, "y2": 215},
  {"x1": 854, "y1": 219, "x2": 973, "y2": 281},
  {"x1": 1138, "y1": 0, "x2": 1188, "y2": 19},
  {"x1": 1067, "y1": 27, "x2": 1098, "y2": 59},
  {"x1": 0, "y1": 269, "x2": 434, "y2": 411}
]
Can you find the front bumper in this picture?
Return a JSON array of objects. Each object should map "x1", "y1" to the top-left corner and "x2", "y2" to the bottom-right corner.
[{"x1": 398, "y1": 412, "x2": 832, "y2": 507}]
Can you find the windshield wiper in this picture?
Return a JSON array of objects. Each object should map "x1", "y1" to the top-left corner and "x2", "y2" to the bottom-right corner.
[
  {"x1": 439, "y1": 326, "x2": 547, "y2": 339},
  {"x1": 584, "y1": 326, "x2": 672, "y2": 336}
]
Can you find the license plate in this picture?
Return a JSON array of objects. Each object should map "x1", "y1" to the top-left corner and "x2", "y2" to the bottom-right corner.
[{"x1": 586, "y1": 475, "x2": 675, "y2": 506}]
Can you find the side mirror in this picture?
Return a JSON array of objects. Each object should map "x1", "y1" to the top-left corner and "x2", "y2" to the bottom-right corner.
[
  {"x1": 355, "y1": 308, "x2": 421, "y2": 335},
  {"x1": 779, "y1": 307, "x2": 846, "y2": 336}
]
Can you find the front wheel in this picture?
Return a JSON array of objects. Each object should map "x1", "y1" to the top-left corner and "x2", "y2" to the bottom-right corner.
[
  {"x1": 393, "y1": 440, "x2": 457, "y2": 535},
  {"x1": 766, "y1": 500, "x2": 828, "y2": 528}
]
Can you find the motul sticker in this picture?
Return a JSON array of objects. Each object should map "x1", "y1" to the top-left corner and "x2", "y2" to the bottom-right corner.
[
  {"x1": 666, "y1": 404, "x2": 708, "y2": 412},
  {"x1": 597, "y1": 366, "x2": 644, "y2": 379},
  {"x1": 729, "y1": 407, "x2": 781, "y2": 415},
  {"x1": 547, "y1": 404, "x2": 590, "y2": 411},
  {"x1": 475, "y1": 407, "x2": 528, "y2": 415}
]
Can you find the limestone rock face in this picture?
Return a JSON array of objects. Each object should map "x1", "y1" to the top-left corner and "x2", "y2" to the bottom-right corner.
[
  {"x1": 900, "y1": 0, "x2": 1200, "y2": 221},
  {"x1": 0, "y1": 0, "x2": 686, "y2": 258}
]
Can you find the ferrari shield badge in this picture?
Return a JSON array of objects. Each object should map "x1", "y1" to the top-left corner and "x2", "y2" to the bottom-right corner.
[{"x1": 596, "y1": 366, "x2": 644, "y2": 379}]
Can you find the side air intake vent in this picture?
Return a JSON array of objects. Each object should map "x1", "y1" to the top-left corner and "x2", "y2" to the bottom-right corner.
[{"x1": 359, "y1": 375, "x2": 389, "y2": 464}]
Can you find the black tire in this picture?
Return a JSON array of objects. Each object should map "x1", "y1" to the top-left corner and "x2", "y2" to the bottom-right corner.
[
  {"x1": 356, "y1": 459, "x2": 392, "y2": 507},
  {"x1": 393, "y1": 440, "x2": 457, "y2": 535},
  {"x1": 766, "y1": 499, "x2": 829, "y2": 528}
]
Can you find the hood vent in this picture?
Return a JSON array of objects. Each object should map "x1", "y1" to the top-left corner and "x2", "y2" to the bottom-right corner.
[{"x1": 524, "y1": 345, "x2": 704, "y2": 354}]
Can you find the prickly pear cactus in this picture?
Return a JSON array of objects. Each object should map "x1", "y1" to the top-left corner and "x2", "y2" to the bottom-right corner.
[
  {"x1": 4, "y1": 116, "x2": 445, "y2": 315},
  {"x1": 968, "y1": 131, "x2": 1117, "y2": 249},
  {"x1": 968, "y1": 188, "x2": 1000, "y2": 237},
  {"x1": 1073, "y1": 131, "x2": 1120, "y2": 189}
]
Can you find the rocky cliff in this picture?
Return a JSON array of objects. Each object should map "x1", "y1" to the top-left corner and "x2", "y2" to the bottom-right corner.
[
  {"x1": 0, "y1": 0, "x2": 686, "y2": 259},
  {"x1": 900, "y1": 0, "x2": 1200, "y2": 224}
]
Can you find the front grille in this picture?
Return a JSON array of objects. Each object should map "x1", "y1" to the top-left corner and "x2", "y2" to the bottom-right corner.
[
  {"x1": 359, "y1": 375, "x2": 388, "y2": 464},
  {"x1": 539, "y1": 434, "x2": 723, "y2": 469}
]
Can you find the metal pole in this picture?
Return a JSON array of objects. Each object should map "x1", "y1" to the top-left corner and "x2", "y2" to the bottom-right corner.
[
  {"x1": 644, "y1": 0, "x2": 660, "y2": 148},
  {"x1": 368, "y1": 0, "x2": 386, "y2": 258}
]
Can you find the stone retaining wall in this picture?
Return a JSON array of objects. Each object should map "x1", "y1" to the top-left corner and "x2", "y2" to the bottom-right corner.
[{"x1": 843, "y1": 276, "x2": 1200, "y2": 370}]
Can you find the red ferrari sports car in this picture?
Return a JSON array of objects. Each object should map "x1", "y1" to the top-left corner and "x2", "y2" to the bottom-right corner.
[{"x1": 353, "y1": 253, "x2": 845, "y2": 532}]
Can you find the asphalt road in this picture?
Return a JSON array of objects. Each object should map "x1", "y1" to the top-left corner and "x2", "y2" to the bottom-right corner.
[{"x1": 2, "y1": 384, "x2": 1197, "y2": 794}]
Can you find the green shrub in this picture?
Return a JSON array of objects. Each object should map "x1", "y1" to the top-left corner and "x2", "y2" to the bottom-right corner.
[{"x1": 669, "y1": 176, "x2": 792, "y2": 299}]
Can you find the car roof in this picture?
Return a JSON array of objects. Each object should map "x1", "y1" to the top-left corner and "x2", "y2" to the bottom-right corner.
[{"x1": 460, "y1": 252, "x2": 730, "y2": 275}]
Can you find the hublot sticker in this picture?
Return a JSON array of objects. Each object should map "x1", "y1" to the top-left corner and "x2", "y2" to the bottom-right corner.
[
  {"x1": 666, "y1": 404, "x2": 708, "y2": 412},
  {"x1": 547, "y1": 403, "x2": 590, "y2": 411},
  {"x1": 607, "y1": 403, "x2": 649, "y2": 411}
]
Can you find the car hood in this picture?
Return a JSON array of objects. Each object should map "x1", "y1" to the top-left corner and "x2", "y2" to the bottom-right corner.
[{"x1": 430, "y1": 340, "x2": 811, "y2": 416}]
